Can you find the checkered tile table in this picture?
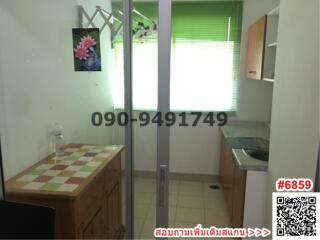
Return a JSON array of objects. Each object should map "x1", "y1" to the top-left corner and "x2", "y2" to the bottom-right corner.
[{"x1": 8, "y1": 144, "x2": 121, "y2": 193}]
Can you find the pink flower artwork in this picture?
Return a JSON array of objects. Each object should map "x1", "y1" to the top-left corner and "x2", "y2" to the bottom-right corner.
[
  {"x1": 74, "y1": 45, "x2": 89, "y2": 60},
  {"x1": 80, "y1": 35, "x2": 97, "y2": 49},
  {"x1": 72, "y1": 28, "x2": 101, "y2": 71}
]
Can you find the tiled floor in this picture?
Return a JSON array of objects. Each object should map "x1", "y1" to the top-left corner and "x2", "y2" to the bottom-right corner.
[{"x1": 123, "y1": 177, "x2": 232, "y2": 239}]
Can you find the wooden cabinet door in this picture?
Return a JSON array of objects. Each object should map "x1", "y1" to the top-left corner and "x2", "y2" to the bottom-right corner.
[
  {"x1": 219, "y1": 134, "x2": 247, "y2": 228},
  {"x1": 105, "y1": 183, "x2": 122, "y2": 239},
  {"x1": 225, "y1": 146, "x2": 235, "y2": 212},
  {"x1": 246, "y1": 15, "x2": 267, "y2": 80},
  {"x1": 219, "y1": 135, "x2": 235, "y2": 214},
  {"x1": 219, "y1": 136, "x2": 227, "y2": 191},
  {"x1": 83, "y1": 209, "x2": 104, "y2": 239},
  {"x1": 231, "y1": 165, "x2": 246, "y2": 228}
]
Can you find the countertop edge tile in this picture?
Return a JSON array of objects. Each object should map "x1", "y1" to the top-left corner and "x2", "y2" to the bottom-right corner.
[
  {"x1": 221, "y1": 124, "x2": 269, "y2": 172},
  {"x1": 232, "y1": 149, "x2": 268, "y2": 172}
]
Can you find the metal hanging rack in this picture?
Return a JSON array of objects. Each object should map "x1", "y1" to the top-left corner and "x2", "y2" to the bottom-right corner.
[{"x1": 79, "y1": 5, "x2": 157, "y2": 47}]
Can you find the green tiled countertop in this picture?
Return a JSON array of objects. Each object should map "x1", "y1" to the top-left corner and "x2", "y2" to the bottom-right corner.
[{"x1": 6, "y1": 144, "x2": 123, "y2": 196}]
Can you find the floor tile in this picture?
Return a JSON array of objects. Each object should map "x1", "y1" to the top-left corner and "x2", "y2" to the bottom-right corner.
[
  {"x1": 169, "y1": 207, "x2": 177, "y2": 223},
  {"x1": 140, "y1": 220, "x2": 156, "y2": 239},
  {"x1": 203, "y1": 182, "x2": 224, "y2": 198},
  {"x1": 176, "y1": 207, "x2": 205, "y2": 223},
  {"x1": 134, "y1": 204, "x2": 150, "y2": 219},
  {"x1": 174, "y1": 221, "x2": 200, "y2": 228},
  {"x1": 178, "y1": 195, "x2": 204, "y2": 208},
  {"x1": 179, "y1": 185, "x2": 203, "y2": 197},
  {"x1": 204, "y1": 209, "x2": 231, "y2": 227},
  {"x1": 126, "y1": 177, "x2": 232, "y2": 239},
  {"x1": 146, "y1": 205, "x2": 176, "y2": 223},
  {"x1": 145, "y1": 205, "x2": 156, "y2": 220},
  {"x1": 134, "y1": 193, "x2": 155, "y2": 204},
  {"x1": 204, "y1": 196, "x2": 228, "y2": 211},
  {"x1": 134, "y1": 218, "x2": 145, "y2": 238},
  {"x1": 180, "y1": 180, "x2": 203, "y2": 188}
]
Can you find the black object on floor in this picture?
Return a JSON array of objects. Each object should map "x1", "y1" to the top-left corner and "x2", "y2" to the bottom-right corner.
[
  {"x1": 210, "y1": 185, "x2": 220, "y2": 190},
  {"x1": 0, "y1": 200, "x2": 55, "y2": 239}
]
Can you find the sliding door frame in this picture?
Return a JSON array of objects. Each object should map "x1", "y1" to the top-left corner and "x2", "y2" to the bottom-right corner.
[
  {"x1": 123, "y1": 0, "x2": 134, "y2": 239},
  {"x1": 156, "y1": 0, "x2": 172, "y2": 228},
  {"x1": 123, "y1": 0, "x2": 172, "y2": 236}
]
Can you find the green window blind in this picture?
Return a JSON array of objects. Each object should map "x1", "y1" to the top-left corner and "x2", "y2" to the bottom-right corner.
[
  {"x1": 173, "y1": 2, "x2": 242, "y2": 43},
  {"x1": 131, "y1": 1, "x2": 242, "y2": 42},
  {"x1": 113, "y1": 1, "x2": 243, "y2": 112}
]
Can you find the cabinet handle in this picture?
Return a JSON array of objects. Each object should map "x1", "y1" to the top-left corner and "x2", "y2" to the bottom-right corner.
[{"x1": 249, "y1": 70, "x2": 256, "y2": 74}]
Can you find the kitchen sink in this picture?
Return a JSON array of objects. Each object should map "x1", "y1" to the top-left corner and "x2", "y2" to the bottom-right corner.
[{"x1": 243, "y1": 149, "x2": 269, "y2": 162}]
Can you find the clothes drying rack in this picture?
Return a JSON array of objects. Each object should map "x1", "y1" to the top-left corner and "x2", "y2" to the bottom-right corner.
[{"x1": 79, "y1": 5, "x2": 157, "y2": 47}]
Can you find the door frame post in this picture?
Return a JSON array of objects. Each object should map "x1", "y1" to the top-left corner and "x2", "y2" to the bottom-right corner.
[
  {"x1": 156, "y1": 0, "x2": 172, "y2": 229},
  {"x1": 123, "y1": 0, "x2": 134, "y2": 238}
]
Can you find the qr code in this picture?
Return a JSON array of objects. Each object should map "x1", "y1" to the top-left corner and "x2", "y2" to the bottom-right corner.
[{"x1": 273, "y1": 192, "x2": 320, "y2": 239}]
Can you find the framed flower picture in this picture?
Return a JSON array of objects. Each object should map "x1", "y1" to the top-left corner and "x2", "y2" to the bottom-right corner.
[{"x1": 72, "y1": 28, "x2": 101, "y2": 71}]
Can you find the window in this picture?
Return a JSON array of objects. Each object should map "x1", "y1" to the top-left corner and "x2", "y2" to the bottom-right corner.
[{"x1": 113, "y1": 2, "x2": 242, "y2": 112}]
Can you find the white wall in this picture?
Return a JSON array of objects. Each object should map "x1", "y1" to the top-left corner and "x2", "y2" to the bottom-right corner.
[
  {"x1": 0, "y1": 0, "x2": 114, "y2": 179},
  {"x1": 0, "y1": 0, "x2": 283, "y2": 178},
  {"x1": 114, "y1": 0, "x2": 279, "y2": 175},
  {"x1": 114, "y1": 112, "x2": 222, "y2": 175},
  {"x1": 264, "y1": 0, "x2": 319, "y2": 227},
  {"x1": 243, "y1": 171, "x2": 268, "y2": 231},
  {"x1": 236, "y1": 0, "x2": 278, "y2": 121}
]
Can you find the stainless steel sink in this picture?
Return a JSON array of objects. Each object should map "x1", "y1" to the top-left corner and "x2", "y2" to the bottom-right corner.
[{"x1": 243, "y1": 149, "x2": 269, "y2": 162}]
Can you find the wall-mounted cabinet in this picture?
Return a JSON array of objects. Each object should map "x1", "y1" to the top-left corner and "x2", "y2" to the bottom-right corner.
[
  {"x1": 246, "y1": 6, "x2": 279, "y2": 82},
  {"x1": 245, "y1": 15, "x2": 267, "y2": 80},
  {"x1": 263, "y1": 7, "x2": 279, "y2": 81}
]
